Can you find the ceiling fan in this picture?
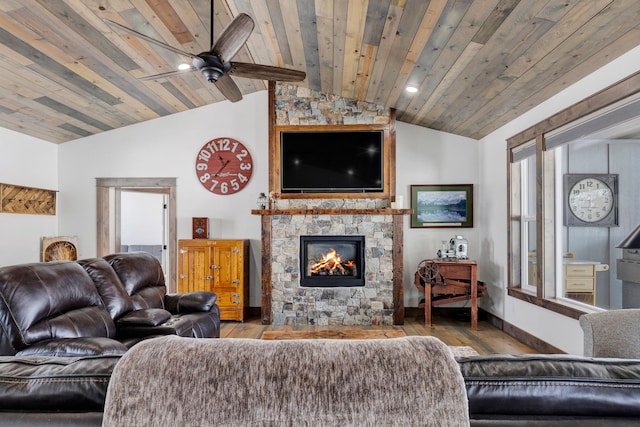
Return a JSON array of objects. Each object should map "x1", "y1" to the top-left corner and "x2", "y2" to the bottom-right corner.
[{"x1": 104, "y1": 3, "x2": 306, "y2": 102}]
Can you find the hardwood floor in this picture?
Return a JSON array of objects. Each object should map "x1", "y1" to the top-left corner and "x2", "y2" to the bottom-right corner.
[{"x1": 220, "y1": 310, "x2": 538, "y2": 355}]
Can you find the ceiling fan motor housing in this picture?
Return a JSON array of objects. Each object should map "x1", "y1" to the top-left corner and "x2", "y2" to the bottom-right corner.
[{"x1": 194, "y1": 53, "x2": 231, "y2": 82}]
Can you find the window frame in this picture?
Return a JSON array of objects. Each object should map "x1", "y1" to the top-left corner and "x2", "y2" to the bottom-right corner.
[{"x1": 507, "y1": 71, "x2": 640, "y2": 320}]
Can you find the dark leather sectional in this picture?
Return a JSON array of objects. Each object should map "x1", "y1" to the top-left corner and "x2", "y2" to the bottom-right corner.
[
  {"x1": 1, "y1": 350, "x2": 640, "y2": 426},
  {"x1": 0, "y1": 252, "x2": 220, "y2": 357}
]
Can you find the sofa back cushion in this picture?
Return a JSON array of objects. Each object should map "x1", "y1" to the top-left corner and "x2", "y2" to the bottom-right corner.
[
  {"x1": 77, "y1": 258, "x2": 134, "y2": 320},
  {"x1": 0, "y1": 261, "x2": 116, "y2": 353},
  {"x1": 459, "y1": 354, "x2": 640, "y2": 419},
  {"x1": 104, "y1": 252, "x2": 166, "y2": 310}
]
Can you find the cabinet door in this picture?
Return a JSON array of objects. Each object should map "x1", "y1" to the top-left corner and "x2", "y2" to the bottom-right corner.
[
  {"x1": 178, "y1": 245, "x2": 212, "y2": 293},
  {"x1": 212, "y1": 245, "x2": 242, "y2": 310}
]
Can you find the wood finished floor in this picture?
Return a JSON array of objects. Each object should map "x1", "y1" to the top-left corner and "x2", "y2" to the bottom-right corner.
[{"x1": 220, "y1": 310, "x2": 538, "y2": 355}]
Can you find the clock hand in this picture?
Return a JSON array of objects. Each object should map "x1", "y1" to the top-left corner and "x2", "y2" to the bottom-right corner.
[{"x1": 213, "y1": 159, "x2": 231, "y2": 176}]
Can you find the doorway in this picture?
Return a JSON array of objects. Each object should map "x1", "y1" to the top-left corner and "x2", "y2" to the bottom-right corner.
[{"x1": 96, "y1": 178, "x2": 177, "y2": 292}]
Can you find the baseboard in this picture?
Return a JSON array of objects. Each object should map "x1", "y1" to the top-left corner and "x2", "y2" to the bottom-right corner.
[{"x1": 404, "y1": 307, "x2": 563, "y2": 354}]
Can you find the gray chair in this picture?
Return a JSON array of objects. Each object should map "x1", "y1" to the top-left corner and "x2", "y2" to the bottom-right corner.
[{"x1": 579, "y1": 309, "x2": 640, "y2": 358}]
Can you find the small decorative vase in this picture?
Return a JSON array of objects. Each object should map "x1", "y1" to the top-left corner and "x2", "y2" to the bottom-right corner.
[{"x1": 270, "y1": 199, "x2": 278, "y2": 210}]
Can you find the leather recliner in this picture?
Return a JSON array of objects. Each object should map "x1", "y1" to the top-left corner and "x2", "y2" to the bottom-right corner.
[
  {"x1": 85, "y1": 252, "x2": 220, "y2": 342},
  {"x1": 0, "y1": 252, "x2": 220, "y2": 357},
  {"x1": 0, "y1": 261, "x2": 128, "y2": 356}
]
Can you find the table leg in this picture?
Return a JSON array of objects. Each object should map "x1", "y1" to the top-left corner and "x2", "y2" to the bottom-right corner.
[
  {"x1": 425, "y1": 282, "x2": 432, "y2": 326},
  {"x1": 471, "y1": 264, "x2": 478, "y2": 331}
]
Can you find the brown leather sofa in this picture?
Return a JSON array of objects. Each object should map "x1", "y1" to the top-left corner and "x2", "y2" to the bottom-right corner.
[{"x1": 0, "y1": 252, "x2": 220, "y2": 357}]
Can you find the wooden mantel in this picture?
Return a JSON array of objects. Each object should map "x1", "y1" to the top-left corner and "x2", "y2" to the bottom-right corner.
[
  {"x1": 251, "y1": 208, "x2": 412, "y2": 216},
  {"x1": 252, "y1": 208, "x2": 412, "y2": 325}
]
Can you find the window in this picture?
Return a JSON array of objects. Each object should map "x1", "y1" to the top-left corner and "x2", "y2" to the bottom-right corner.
[{"x1": 508, "y1": 72, "x2": 640, "y2": 318}]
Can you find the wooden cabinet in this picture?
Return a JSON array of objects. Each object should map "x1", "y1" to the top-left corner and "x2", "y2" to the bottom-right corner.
[
  {"x1": 563, "y1": 262, "x2": 609, "y2": 305},
  {"x1": 178, "y1": 239, "x2": 249, "y2": 321}
]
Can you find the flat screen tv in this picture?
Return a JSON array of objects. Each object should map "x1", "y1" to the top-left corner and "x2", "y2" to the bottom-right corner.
[{"x1": 280, "y1": 130, "x2": 384, "y2": 193}]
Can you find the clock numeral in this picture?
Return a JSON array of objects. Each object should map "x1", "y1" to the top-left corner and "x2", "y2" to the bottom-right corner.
[
  {"x1": 198, "y1": 150, "x2": 211, "y2": 161},
  {"x1": 199, "y1": 173, "x2": 210, "y2": 183},
  {"x1": 238, "y1": 173, "x2": 248, "y2": 183},
  {"x1": 239, "y1": 162, "x2": 251, "y2": 171},
  {"x1": 206, "y1": 141, "x2": 218, "y2": 153},
  {"x1": 236, "y1": 149, "x2": 248, "y2": 162},
  {"x1": 220, "y1": 182, "x2": 229, "y2": 193},
  {"x1": 219, "y1": 139, "x2": 231, "y2": 151},
  {"x1": 196, "y1": 163, "x2": 208, "y2": 171},
  {"x1": 209, "y1": 179, "x2": 219, "y2": 192},
  {"x1": 230, "y1": 179, "x2": 240, "y2": 191}
]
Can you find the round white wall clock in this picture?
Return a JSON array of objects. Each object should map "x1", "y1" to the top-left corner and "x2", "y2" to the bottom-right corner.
[
  {"x1": 195, "y1": 137, "x2": 253, "y2": 195},
  {"x1": 564, "y1": 174, "x2": 618, "y2": 226}
]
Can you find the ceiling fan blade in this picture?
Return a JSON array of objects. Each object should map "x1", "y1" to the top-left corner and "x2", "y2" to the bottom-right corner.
[
  {"x1": 211, "y1": 13, "x2": 254, "y2": 63},
  {"x1": 104, "y1": 19, "x2": 199, "y2": 60},
  {"x1": 139, "y1": 68, "x2": 197, "y2": 81},
  {"x1": 229, "y1": 62, "x2": 306, "y2": 82},
  {"x1": 214, "y1": 74, "x2": 243, "y2": 102}
]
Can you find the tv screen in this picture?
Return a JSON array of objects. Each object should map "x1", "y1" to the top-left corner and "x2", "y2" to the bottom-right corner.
[{"x1": 280, "y1": 130, "x2": 384, "y2": 193}]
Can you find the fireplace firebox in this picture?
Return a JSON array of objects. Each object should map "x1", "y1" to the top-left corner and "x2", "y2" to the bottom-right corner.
[{"x1": 300, "y1": 235, "x2": 365, "y2": 287}]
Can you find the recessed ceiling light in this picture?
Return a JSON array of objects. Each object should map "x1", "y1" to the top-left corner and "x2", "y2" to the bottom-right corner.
[
  {"x1": 178, "y1": 63, "x2": 191, "y2": 70},
  {"x1": 406, "y1": 86, "x2": 418, "y2": 93}
]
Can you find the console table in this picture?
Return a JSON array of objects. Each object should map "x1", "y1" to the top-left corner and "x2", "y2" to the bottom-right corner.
[{"x1": 415, "y1": 260, "x2": 478, "y2": 331}]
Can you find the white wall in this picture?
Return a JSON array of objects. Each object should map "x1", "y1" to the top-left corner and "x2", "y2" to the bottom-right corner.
[
  {"x1": 58, "y1": 91, "x2": 268, "y2": 305},
  {"x1": 478, "y1": 44, "x2": 640, "y2": 355},
  {"x1": 396, "y1": 123, "x2": 479, "y2": 308},
  {"x1": 0, "y1": 128, "x2": 58, "y2": 265}
]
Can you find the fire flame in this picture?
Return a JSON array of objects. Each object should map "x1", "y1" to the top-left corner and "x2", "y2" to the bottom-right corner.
[{"x1": 310, "y1": 248, "x2": 355, "y2": 276}]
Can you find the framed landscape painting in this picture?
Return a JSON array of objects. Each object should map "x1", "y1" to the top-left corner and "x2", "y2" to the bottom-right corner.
[{"x1": 410, "y1": 184, "x2": 473, "y2": 228}]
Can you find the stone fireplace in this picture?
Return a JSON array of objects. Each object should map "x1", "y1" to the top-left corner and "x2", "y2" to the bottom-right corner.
[{"x1": 253, "y1": 199, "x2": 410, "y2": 326}]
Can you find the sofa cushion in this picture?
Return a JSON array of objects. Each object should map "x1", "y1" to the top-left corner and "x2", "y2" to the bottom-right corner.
[
  {"x1": 104, "y1": 252, "x2": 166, "y2": 310},
  {"x1": 15, "y1": 338, "x2": 127, "y2": 357},
  {"x1": 459, "y1": 354, "x2": 640, "y2": 419},
  {"x1": 0, "y1": 355, "x2": 119, "y2": 412},
  {"x1": 78, "y1": 258, "x2": 134, "y2": 320},
  {"x1": 117, "y1": 309, "x2": 172, "y2": 326}
]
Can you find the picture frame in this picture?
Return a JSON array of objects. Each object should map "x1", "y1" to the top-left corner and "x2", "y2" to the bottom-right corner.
[{"x1": 410, "y1": 184, "x2": 473, "y2": 228}]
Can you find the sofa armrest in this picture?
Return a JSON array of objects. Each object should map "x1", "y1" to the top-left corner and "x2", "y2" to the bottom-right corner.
[
  {"x1": 117, "y1": 309, "x2": 172, "y2": 327},
  {"x1": 165, "y1": 292, "x2": 218, "y2": 313},
  {"x1": 579, "y1": 309, "x2": 640, "y2": 358}
]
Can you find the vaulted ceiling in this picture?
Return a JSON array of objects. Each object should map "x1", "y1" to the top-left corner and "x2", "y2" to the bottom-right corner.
[{"x1": 0, "y1": 1, "x2": 639, "y2": 144}]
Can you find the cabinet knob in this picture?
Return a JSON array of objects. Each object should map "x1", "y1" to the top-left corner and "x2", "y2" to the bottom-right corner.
[
  {"x1": 211, "y1": 265, "x2": 220, "y2": 270},
  {"x1": 179, "y1": 274, "x2": 186, "y2": 279},
  {"x1": 232, "y1": 293, "x2": 239, "y2": 298},
  {"x1": 232, "y1": 280, "x2": 240, "y2": 285},
  {"x1": 205, "y1": 276, "x2": 213, "y2": 280},
  {"x1": 232, "y1": 300, "x2": 240, "y2": 305}
]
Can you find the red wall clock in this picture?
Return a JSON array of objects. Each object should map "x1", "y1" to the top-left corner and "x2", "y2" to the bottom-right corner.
[{"x1": 195, "y1": 137, "x2": 253, "y2": 195}]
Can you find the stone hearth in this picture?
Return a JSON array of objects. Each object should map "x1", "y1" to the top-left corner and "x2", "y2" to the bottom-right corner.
[{"x1": 253, "y1": 199, "x2": 410, "y2": 326}]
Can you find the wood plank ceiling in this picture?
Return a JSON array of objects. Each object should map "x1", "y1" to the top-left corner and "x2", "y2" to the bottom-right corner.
[{"x1": 0, "y1": 0, "x2": 639, "y2": 144}]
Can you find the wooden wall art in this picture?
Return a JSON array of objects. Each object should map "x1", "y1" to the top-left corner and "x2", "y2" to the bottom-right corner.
[{"x1": 0, "y1": 183, "x2": 56, "y2": 215}]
